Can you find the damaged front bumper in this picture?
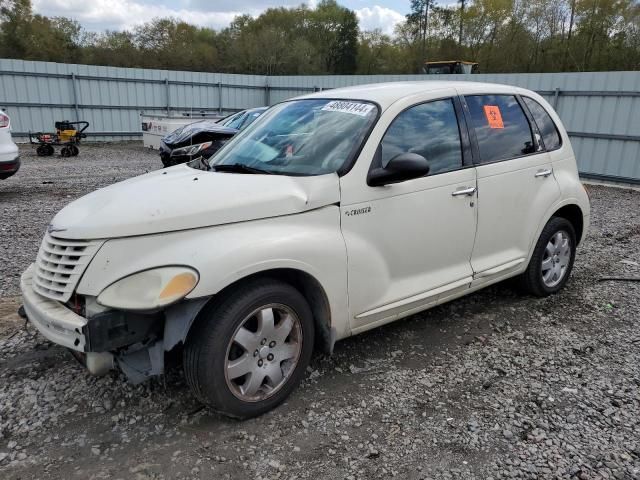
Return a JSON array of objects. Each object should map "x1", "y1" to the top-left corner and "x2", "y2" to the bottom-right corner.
[
  {"x1": 21, "y1": 264, "x2": 88, "y2": 352},
  {"x1": 20, "y1": 264, "x2": 208, "y2": 382},
  {"x1": 21, "y1": 265, "x2": 114, "y2": 374}
]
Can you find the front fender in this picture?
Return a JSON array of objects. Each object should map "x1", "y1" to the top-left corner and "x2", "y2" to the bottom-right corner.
[{"x1": 77, "y1": 206, "x2": 351, "y2": 340}]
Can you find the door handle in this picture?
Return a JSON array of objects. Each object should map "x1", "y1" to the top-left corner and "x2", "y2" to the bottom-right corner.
[
  {"x1": 535, "y1": 168, "x2": 553, "y2": 178},
  {"x1": 451, "y1": 186, "x2": 476, "y2": 197}
]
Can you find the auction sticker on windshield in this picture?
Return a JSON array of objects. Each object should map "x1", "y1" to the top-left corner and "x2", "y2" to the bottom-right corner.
[{"x1": 321, "y1": 101, "x2": 375, "y2": 117}]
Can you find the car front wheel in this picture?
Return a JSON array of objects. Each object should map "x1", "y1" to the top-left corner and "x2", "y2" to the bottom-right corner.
[
  {"x1": 519, "y1": 216, "x2": 577, "y2": 297},
  {"x1": 183, "y1": 279, "x2": 314, "y2": 418}
]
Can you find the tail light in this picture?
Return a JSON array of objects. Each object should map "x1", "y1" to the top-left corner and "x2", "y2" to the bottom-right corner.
[{"x1": 0, "y1": 112, "x2": 9, "y2": 128}]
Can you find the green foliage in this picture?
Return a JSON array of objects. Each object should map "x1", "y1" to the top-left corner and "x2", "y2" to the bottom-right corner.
[
  {"x1": 214, "y1": 1, "x2": 359, "y2": 74},
  {"x1": 0, "y1": 0, "x2": 638, "y2": 74}
]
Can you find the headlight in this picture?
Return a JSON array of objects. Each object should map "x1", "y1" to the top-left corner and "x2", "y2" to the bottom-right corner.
[
  {"x1": 171, "y1": 141, "x2": 213, "y2": 157},
  {"x1": 97, "y1": 267, "x2": 199, "y2": 310}
]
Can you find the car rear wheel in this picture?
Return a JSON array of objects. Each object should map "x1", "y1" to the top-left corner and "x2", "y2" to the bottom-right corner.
[
  {"x1": 519, "y1": 217, "x2": 576, "y2": 297},
  {"x1": 183, "y1": 279, "x2": 314, "y2": 418}
]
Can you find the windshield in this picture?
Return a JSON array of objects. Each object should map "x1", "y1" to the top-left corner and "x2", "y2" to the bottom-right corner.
[
  {"x1": 241, "y1": 110, "x2": 264, "y2": 130},
  {"x1": 219, "y1": 111, "x2": 245, "y2": 129},
  {"x1": 209, "y1": 99, "x2": 378, "y2": 176}
]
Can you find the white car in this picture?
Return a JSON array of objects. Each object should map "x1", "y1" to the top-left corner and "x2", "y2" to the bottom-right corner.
[
  {"x1": 20, "y1": 82, "x2": 590, "y2": 418},
  {"x1": 0, "y1": 110, "x2": 20, "y2": 179}
]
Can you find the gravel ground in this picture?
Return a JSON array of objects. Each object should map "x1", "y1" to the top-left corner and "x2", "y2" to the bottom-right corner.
[{"x1": 1, "y1": 144, "x2": 639, "y2": 479}]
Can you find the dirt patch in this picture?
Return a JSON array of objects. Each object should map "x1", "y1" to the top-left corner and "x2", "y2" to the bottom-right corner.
[{"x1": 0, "y1": 297, "x2": 21, "y2": 339}]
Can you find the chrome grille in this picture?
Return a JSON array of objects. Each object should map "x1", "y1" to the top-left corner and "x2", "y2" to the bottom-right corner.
[{"x1": 33, "y1": 233, "x2": 103, "y2": 302}]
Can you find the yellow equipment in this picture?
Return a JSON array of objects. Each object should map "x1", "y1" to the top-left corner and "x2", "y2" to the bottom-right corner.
[
  {"x1": 29, "y1": 120, "x2": 89, "y2": 157},
  {"x1": 58, "y1": 127, "x2": 79, "y2": 143},
  {"x1": 424, "y1": 60, "x2": 479, "y2": 75}
]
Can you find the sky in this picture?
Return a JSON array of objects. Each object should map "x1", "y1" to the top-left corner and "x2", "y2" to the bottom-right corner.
[{"x1": 32, "y1": 0, "x2": 416, "y2": 36}]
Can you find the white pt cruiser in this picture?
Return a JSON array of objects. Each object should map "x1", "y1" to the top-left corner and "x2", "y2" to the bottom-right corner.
[{"x1": 21, "y1": 82, "x2": 590, "y2": 418}]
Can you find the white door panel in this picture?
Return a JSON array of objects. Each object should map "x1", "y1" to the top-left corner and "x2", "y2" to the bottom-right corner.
[
  {"x1": 471, "y1": 153, "x2": 561, "y2": 275},
  {"x1": 341, "y1": 167, "x2": 477, "y2": 330}
]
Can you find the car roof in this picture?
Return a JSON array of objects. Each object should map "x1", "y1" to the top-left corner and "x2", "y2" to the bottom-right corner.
[{"x1": 297, "y1": 81, "x2": 527, "y2": 111}]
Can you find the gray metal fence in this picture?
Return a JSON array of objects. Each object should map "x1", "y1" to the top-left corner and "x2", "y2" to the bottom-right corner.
[{"x1": 1, "y1": 59, "x2": 639, "y2": 183}]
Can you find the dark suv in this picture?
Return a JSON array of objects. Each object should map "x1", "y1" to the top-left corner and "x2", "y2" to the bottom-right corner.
[{"x1": 159, "y1": 107, "x2": 267, "y2": 167}]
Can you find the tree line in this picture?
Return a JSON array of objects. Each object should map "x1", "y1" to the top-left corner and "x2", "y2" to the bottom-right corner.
[{"x1": 1, "y1": 0, "x2": 639, "y2": 74}]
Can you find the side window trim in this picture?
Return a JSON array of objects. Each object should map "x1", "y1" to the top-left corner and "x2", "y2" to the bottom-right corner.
[
  {"x1": 515, "y1": 94, "x2": 544, "y2": 152},
  {"x1": 457, "y1": 94, "x2": 481, "y2": 165},
  {"x1": 519, "y1": 95, "x2": 563, "y2": 152},
  {"x1": 461, "y1": 93, "x2": 546, "y2": 166},
  {"x1": 452, "y1": 95, "x2": 474, "y2": 167},
  {"x1": 369, "y1": 95, "x2": 470, "y2": 180}
]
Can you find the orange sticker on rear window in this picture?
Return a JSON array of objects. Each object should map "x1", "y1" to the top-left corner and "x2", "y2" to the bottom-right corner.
[{"x1": 483, "y1": 105, "x2": 504, "y2": 129}]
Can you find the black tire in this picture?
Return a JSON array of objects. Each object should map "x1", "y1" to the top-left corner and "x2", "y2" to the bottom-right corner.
[
  {"x1": 60, "y1": 147, "x2": 71, "y2": 158},
  {"x1": 184, "y1": 278, "x2": 314, "y2": 419},
  {"x1": 36, "y1": 144, "x2": 54, "y2": 157},
  {"x1": 519, "y1": 217, "x2": 576, "y2": 297},
  {"x1": 70, "y1": 145, "x2": 79, "y2": 156}
]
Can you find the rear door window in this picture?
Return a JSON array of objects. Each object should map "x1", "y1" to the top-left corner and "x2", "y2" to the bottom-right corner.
[
  {"x1": 465, "y1": 94, "x2": 535, "y2": 163},
  {"x1": 522, "y1": 97, "x2": 562, "y2": 151}
]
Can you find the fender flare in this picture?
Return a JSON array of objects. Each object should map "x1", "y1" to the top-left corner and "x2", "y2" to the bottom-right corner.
[
  {"x1": 164, "y1": 263, "x2": 337, "y2": 353},
  {"x1": 525, "y1": 197, "x2": 585, "y2": 266}
]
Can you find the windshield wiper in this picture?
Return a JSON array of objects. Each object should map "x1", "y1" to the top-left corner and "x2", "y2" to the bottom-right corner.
[{"x1": 211, "y1": 163, "x2": 273, "y2": 175}]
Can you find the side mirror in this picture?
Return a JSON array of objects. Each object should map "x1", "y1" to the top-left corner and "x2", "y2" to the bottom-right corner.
[{"x1": 367, "y1": 152, "x2": 430, "y2": 187}]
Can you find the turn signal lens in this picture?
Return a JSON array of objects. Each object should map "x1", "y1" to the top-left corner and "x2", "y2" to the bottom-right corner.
[{"x1": 159, "y1": 272, "x2": 198, "y2": 302}]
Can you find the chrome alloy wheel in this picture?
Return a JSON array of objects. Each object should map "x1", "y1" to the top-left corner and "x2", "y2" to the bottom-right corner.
[
  {"x1": 541, "y1": 230, "x2": 571, "y2": 288},
  {"x1": 224, "y1": 304, "x2": 302, "y2": 402}
]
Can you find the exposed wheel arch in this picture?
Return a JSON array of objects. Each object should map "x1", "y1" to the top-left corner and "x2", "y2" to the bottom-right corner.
[
  {"x1": 185, "y1": 268, "x2": 334, "y2": 355},
  {"x1": 552, "y1": 204, "x2": 584, "y2": 245},
  {"x1": 183, "y1": 277, "x2": 315, "y2": 418}
]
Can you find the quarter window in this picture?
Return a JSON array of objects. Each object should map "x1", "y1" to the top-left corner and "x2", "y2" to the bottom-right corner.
[
  {"x1": 465, "y1": 95, "x2": 535, "y2": 163},
  {"x1": 522, "y1": 97, "x2": 562, "y2": 151},
  {"x1": 379, "y1": 99, "x2": 463, "y2": 176}
]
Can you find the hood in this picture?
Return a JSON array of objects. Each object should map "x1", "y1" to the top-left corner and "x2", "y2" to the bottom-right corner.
[
  {"x1": 162, "y1": 120, "x2": 237, "y2": 146},
  {"x1": 50, "y1": 166, "x2": 340, "y2": 240}
]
